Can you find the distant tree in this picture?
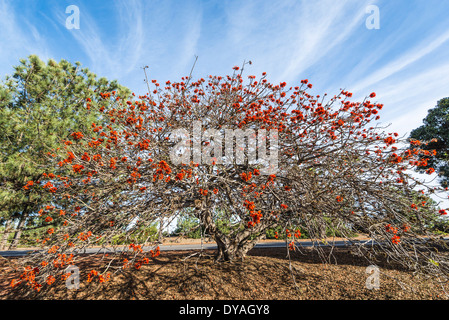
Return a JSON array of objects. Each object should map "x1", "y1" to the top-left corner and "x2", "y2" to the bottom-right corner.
[
  {"x1": 409, "y1": 97, "x2": 449, "y2": 188},
  {"x1": 0, "y1": 55, "x2": 130, "y2": 249}
]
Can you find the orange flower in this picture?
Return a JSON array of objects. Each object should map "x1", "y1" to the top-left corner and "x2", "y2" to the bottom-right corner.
[
  {"x1": 288, "y1": 241, "x2": 295, "y2": 251},
  {"x1": 123, "y1": 258, "x2": 129, "y2": 269},
  {"x1": 10, "y1": 279, "x2": 19, "y2": 288},
  {"x1": 48, "y1": 245, "x2": 59, "y2": 254},
  {"x1": 176, "y1": 172, "x2": 185, "y2": 181},
  {"x1": 23, "y1": 180, "x2": 34, "y2": 190},
  {"x1": 72, "y1": 164, "x2": 84, "y2": 173},
  {"x1": 150, "y1": 246, "x2": 160, "y2": 257},
  {"x1": 391, "y1": 235, "x2": 401, "y2": 244},
  {"x1": 81, "y1": 152, "x2": 91, "y2": 162},
  {"x1": 71, "y1": 132, "x2": 84, "y2": 140},
  {"x1": 87, "y1": 270, "x2": 98, "y2": 282},
  {"x1": 241, "y1": 172, "x2": 252, "y2": 182},
  {"x1": 46, "y1": 275, "x2": 56, "y2": 285}
]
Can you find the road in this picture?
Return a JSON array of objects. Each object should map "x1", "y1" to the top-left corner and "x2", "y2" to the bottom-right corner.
[
  {"x1": 0, "y1": 239, "x2": 376, "y2": 257},
  {"x1": 2, "y1": 237, "x2": 448, "y2": 257}
]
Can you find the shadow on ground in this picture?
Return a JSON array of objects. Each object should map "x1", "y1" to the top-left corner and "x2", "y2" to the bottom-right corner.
[{"x1": 1, "y1": 247, "x2": 446, "y2": 300}]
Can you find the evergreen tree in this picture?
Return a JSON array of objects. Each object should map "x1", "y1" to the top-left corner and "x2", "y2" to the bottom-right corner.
[
  {"x1": 410, "y1": 98, "x2": 449, "y2": 188},
  {"x1": 0, "y1": 55, "x2": 131, "y2": 249}
]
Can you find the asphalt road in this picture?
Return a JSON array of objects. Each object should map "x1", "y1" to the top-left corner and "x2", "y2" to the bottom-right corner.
[{"x1": 0, "y1": 239, "x2": 375, "y2": 257}]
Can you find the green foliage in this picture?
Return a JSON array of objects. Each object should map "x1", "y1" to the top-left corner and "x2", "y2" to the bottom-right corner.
[
  {"x1": 410, "y1": 97, "x2": 449, "y2": 188},
  {"x1": 104, "y1": 223, "x2": 160, "y2": 245},
  {"x1": 173, "y1": 212, "x2": 359, "y2": 241},
  {"x1": 123, "y1": 224, "x2": 159, "y2": 244},
  {"x1": 174, "y1": 211, "x2": 202, "y2": 239}
]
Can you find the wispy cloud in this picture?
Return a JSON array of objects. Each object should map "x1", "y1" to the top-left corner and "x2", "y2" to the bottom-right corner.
[
  {"x1": 276, "y1": 1, "x2": 367, "y2": 84},
  {"x1": 374, "y1": 61, "x2": 449, "y2": 135},
  {"x1": 52, "y1": 0, "x2": 147, "y2": 81},
  {"x1": 195, "y1": 0, "x2": 368, "y2": 86},
  {"x1": 2, "y1": 0, "x2": 449, "y2": 143},
  {"x1": 350, "y1": 29, "x2": 449, "y2": 94}
]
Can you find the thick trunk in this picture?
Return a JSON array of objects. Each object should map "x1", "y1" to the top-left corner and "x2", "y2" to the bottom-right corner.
[
  {"x1": 215, "y1": 234, "x2": 264, "y2": 261},
  {"x1": 197, "y1": 201, "x2": 277, "y2": 262}
]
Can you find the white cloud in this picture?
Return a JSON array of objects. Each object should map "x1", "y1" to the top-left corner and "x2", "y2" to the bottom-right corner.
[
  {"x1": 276, "y1": 0, "x2": 367, "y2": 84},
  {"x1": 51, "y1": 0, "x2": 148, "y2": 83},
  {"x1": 350, "y1": 29, "x2": 449, "y2": 94}
]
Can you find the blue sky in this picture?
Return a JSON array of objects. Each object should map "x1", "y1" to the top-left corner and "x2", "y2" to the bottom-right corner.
[{"x1": 1, "y1": 0, "x2": 449, "y2": 138}]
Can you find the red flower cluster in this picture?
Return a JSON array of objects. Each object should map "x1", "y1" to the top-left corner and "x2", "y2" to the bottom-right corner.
[
  {"x1": 391, "y1": 235, "x2": 401, "y2": 244},
  {"x1": 385, "y1": 224, "x2": 398, "y2": 234},
  {"x1": 71, "y1": 132, "x2": 84, "y2": 140},
  {"x1": 241, "y1": 171, "x2": 252, "y2": 182},
  {"x1": 23, "y1": 180, "x2": 34, "y2": 190},
  {"x1": 385, "y1": 224, "x2": 401, "y2": 244},
  {"x1": 11, "y1": 266, "x2": 42, "y2": 292},
  {"x1": 129, "y1": 243, "x2": 143, "y2": 253},
  {"x1": 72, "y1": 164, "x2": 84, "y2": 173}
]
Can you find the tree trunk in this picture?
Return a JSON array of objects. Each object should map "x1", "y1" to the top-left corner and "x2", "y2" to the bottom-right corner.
[
  {"x1": 215, "y1": 234, "x2": 264, "y2": 261},
  {"x1": 8, "y1": 211, "x2": 28, "y2": 250},
  {"x1": 197, "y1": 201, "x2": 277, "y2": 262},
  {"x1": 0, "y1": 220, "x2": 12, "y2": 250},
  {"x1": 200, "y1": 208, "x2": 275, "y2": 261}
]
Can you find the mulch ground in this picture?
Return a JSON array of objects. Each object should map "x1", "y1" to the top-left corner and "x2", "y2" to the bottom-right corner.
[{"x1": 1, "y1": 247, "x2": 448, "y2": 300}]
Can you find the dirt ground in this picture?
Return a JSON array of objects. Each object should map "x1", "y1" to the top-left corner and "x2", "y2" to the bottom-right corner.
[{"x1": 1, "y1": 245, "x2": 448, "y2": 300}]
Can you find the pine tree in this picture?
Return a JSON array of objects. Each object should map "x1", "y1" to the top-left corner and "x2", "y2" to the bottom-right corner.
[
  {"x1": 410, "y1": 98, "x2": 449, "y2": 188},
  {"x1": 0, "y1": 55, "x2": 131, "y2": 249}
]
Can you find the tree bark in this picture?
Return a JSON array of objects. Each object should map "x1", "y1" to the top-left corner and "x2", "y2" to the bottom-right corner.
[
  {"x1": 0, "y1": 220, "x2": 12, "y2": 250},
  {"x1": 215, "y1": 233, "x2": 266, "y2": 261},
  {"x1": 8, "y1": 210, "x2": 29, "y2": 250},
  {"x1": 199, "y1": 204, "x2": 277, "y2": 261},
  {"x1": 157, "y1": 217, "x2": 164, "y2": 244}
]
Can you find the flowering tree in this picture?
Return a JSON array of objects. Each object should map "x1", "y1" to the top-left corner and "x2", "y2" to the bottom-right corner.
[
  {"x1": 410, "y1": 97, "x2": 449, "y2": 188},
  {"x1": 11, "y1": 64, "x2": 449, "y2": 295}
]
